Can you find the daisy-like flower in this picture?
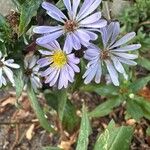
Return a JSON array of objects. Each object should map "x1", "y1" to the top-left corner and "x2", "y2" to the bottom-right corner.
[
  {"x1": 33, "y1": 0, "x2": 107, "y2": 53},
  {"x1": 83, "y1": 22, "x2": 141, "y2": 86},
  {"x1": 24, "y1": 54, "x2": 42, "y2": 91},
  {"x1": 0, "y1": 51, "x2": 20, "y2": 88},
  {"x1": 37, "y1": 40, "x2": 80, "y2": 89}
]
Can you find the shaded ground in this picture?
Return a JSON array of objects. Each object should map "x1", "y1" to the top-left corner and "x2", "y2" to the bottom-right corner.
[{"x1": 0, "y1": 89, "x2": 150, "y2": 150}]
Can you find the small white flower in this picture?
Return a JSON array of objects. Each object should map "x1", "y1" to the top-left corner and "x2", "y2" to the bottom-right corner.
[
  {"x1": 24, "y1": 54, "x2": 42, "y2": 91},
  {"x1": 0, "y1": 51, "x2": 20, "y2": 88}
]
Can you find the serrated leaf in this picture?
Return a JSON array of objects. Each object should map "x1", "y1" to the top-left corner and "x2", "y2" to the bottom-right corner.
[
  {"x1": 129, "y1": 76, "x2": 150, "y2": 92},
  {"x1": 27, "y1": 84, "x2": 54, "y2": 132},
  {"x1": 89, "y1": 97, "x2": 122, "y2": 118},
  {"x1": 19, "y1": 0, "x2": 42, "y2": 35},
  {"x1": 94, "y1": 121, "x2": 133, "y2": 150},
  {"x1": 76, "y1": 105, "x2": 91, "y2": 150}
]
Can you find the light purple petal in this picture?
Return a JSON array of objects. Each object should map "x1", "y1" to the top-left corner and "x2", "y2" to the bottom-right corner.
[
  {"x1": 36, "y1": 30, "x2": 64, "y2": 44},
  {"x1": 80, "y1": 19, "x2": 107, "y2": 28},
  {"x1": 67, "y1": 54, "x2": 80, "y2": 64},
  {"x1": 110, "y1": 32, "x2": 136, "y2": 49},
  {"x1": 63, "y1": 0, "x2": 72, "y2": 13},
  {"x1": 41, "y1": 67, "x2": 55, "y2": 77},
  {"x1": 109, "y1": 22, "x2": 120, "y2": 46},
  {"x1": 117, "y1": 57, "x2": 137, "y2": 66},
  {"x1": 63, "y1": 34, "x2": 73, "y2": 54},
  {"x1": 111, "y1": 56, "x2": 125, "y2": 74},
  {"x1": 47, "y1": 11, "x2": 65, "y2": 23},
  {"x1": 42, "y1": 2, "x2": 67, "y2": 20},
  {"x1": 79, "y1": 12, "x2": 101, "y2": 25},
  {"x1": 39, "y1": 50, "x2": 53, "y2": 56},
  {"x1": 49, "y1": 69, "x2": 60, "y2": 86},
  {"x1": 85, "y1": 30, "x2": 98, "y2": 40},
  {"x1": 45, "y1": 69, "x2": 58, "y2": 83},
  {"x1": 112, "y1": 52, "x2": 138, "y2": 60},
  {"x1": 77, "y1": 0, "x2": 102, "y2": 21},
  {"x1": 37, "y1": 57, "x2": 51, "y2": 67},
  {"x1": 73, "y1": 0, "x2": 80, "y2": 17},
  {"x1": 95, "y1": 63, "x2": 102, "y2": 83},
  {"x1": 105, "y1": 60, "x2": 119, "y2": 86},
  {"x1": 69, "y1": 62, "x2": 80, "y2": 73},
  {"x1": 70, "y1": 33, "x2": 81, "y2": 50},
  {"x1": 84, "y1": 63, "x2": 98, "y2": 84},
  {"x1": 33, "y1": 26, "x2": 62, "y2": 34},
  {"x1": 111, "y1": 44, "x2": 141, "y2": 52}
]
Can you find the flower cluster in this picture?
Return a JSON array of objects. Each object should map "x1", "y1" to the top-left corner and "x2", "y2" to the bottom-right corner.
[{"x1": 32, "y1": 0, "x2": 141, "y2": 89}]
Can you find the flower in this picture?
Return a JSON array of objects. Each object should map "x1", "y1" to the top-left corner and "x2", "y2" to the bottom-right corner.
[
  {"x1": 24, "y1": 54, "x2": 42, "y2": 91},
  {"x1": 33, "y1": 0, "x2": 107, "y2": 53},
  {"x1": 83, "y1": 22, "x2": 141, "y2": 86},
  {"x1": 0, "y1": 51, "x2": 20, "y2": 88},
  {"x1": 37, "y1": 40, "x2": 80, "y2": 89}
]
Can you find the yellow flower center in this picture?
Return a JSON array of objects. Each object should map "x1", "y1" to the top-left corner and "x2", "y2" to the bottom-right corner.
[{"x1": 51, "y1": 51, "x2": 67, "y2": 68}]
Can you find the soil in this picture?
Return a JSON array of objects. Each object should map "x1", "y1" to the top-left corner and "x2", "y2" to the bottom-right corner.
[{"x1": 0, "y1": 89, "x2": 150, "y2": 150}]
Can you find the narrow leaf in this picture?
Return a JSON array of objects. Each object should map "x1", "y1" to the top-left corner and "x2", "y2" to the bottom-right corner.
[
  {"x1": 76, "y1": 105, "x2": 91, "y2": 150},
  {"x1": 27, "y1": 84, "x2": 54, "y2": 132},
  {"x1": 89, "y1": 97, "x2": 122, "y2": 118}
]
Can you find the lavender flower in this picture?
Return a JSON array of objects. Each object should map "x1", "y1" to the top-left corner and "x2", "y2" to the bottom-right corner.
[
  {"x1": 37, "y1": 40, "x2": 80, "y2": 89},
  {"x1": 83, "y1": 22, "x2": 141, "y2": 86},
  {"x1": 33, "y1": 0, "x2": 107, "y2": 53},
  {"x1": 24, "y1": 54, "x2": 42, "y2": 91},
  {"x1": 0, "y1": 51, "x2": 20, "y2": 88}
]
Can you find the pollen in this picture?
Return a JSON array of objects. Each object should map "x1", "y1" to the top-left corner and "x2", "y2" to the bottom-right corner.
[{"x1": 51, "y1": 51, "x2": 67, "y2": 68}]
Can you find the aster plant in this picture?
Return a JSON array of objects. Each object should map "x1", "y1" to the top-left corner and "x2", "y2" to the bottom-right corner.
[{"x1": 1, "y1": 0, "x2": 149, "y2": 149}]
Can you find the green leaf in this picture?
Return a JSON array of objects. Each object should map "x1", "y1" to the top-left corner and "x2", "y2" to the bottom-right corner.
[
  {"x1": 80, "y1": 84, "x2": 119, "y2": 96},
  {"x1": 129, "y1": 76, "x2": 150, "y2": 92},
  {"x1": 89, "y1": 97, "x2": 122, "y2": 118},
  {"x1": 14, "y1": 68, "x2": 24, "y2": 99},
  {"x1": 126, "y1": 99, "x2": 144, "y2": 120},
  {"x1": 57, "y1": 89, "x2": 67, "y2": 121},
  {"x1": 42, "y1": 147, "x2": 62, "y2": 150},
  {"x1": 94, "y1": 121, "x2": 134, "y2": 150},
  {"x1": 19, "y1": 0, "x2": 42, "y2": 35},
  {"x1": 56, "y1": 0, "x2": 65, "y2": 9},
  {"x1": 134, "y1": 96, "x2": 150, "y2": 120},
  {"x1": 27, "y1": 84, "x2": 54, "y2": 132},
  {"x1": 44, "y1": 90, "x2": 80, "y2": 133},
  {"x1": 62, "y1": 100, "x2": 80, "y2": 133},
  {"x1": 137, "y1": 57, "x2": 150, "y2": 71},
  {"x1": 76, "y1": 105, "x2": 91, "y2": 150}
]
